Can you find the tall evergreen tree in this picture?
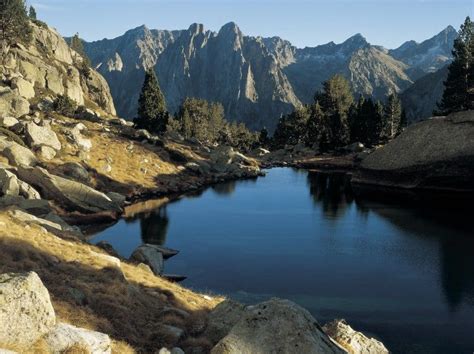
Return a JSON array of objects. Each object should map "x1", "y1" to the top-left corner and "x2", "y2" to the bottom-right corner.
[
  {"x1": 307, "y1": 102, "x2": 325, "y2": 146},
  {"x1": 384, "y1": 94, "x2": 402, "y2": 139},
  {"x1": 134, "y1": 69, "x2": 169, "y2": 134},
  {"x1": 315, "y1": 75, "x2": 354, "y2": 148},
  {"x1": 28, "y1": 5, "x2": 36, "y2": 20},
  {"x1": 0, "y1": 0, "x2": 32, "y2": 53},
  {"x1": 437, "y1": 17, "x2": 474, "y2": 114}
]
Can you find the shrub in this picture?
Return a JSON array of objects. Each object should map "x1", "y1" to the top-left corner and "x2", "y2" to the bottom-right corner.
[{"x1": 53, "y1": 95, "x2": 77, "y2": 117}]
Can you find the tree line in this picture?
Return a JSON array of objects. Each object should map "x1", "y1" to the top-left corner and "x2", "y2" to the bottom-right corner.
[
  {"x1": 134, "y1": 69, "x2": 260, "y2": 151},
  {"x1": 272, "y1": 74, "x2": 406, "y2": 151}
]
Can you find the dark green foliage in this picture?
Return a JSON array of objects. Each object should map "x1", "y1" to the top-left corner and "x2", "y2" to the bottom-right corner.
[
  {"x1": 28, "y1": 5, "x2": 36, "y2": 19},
  {"x1": 0, "y1": 0, "x2": 32, "y2": 48},
  {"x1": 134, "y1": 69, "x2": 169, "y2": 134},
  {"x1": 258, "y1": 127, "x2": 270, "y2": 148},
  {"x1": 70, "y1": 33, "x2": 91, "y2": 67},
  {"x1": 272, "y1": 106, "x2": 311, "y2": 148},
  {"x1": 173, "y1": 97, "x2": 258, "y2": 151},
  {"x1": 53, "y1": 95, "x2": 77, "y2": 117},
  {"x1": 437, "y1": 17, "x2": 474, "y2": 114}
]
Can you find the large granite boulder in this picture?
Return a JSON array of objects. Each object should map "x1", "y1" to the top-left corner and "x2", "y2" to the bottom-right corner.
[
  {"x1": 24, "y1": 122, "x2": 62, "y2": 151},
  {"x1": 352, "y1": 111, "x2": 474, "y2": 193},
  {"x1": 323, "y1": 320, "x2": 388, "y2": 354},
  {"x1": 17, "y1": 166, "x2": 121, "y2": 213},
  {"x1": 0, "y1": 272, "x2": 56, "y2": 350},
  {"x1": 210, "y1": 298, "x2": 345, "y2": 354},
  {"x1": 44, "y1": 323, "x2": 111, "y2": 354},
  {"x1": 0, "y1": 137, "x2": 38, "y2": 167},
  {"x1": 0, "y1": 86, "x2": 30, "y2": 118}
]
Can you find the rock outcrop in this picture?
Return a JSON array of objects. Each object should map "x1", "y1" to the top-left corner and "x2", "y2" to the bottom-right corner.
[
  {"x1": 17, "y1": 166, "x2": 122, "y2": 213},
  {"x1": 0, "y1": 272, "x2": 56, "y2": 350},
  {"x1": 210, "y1": 298, "x2": 345, "y2": 354},
  {"x1": 0, "y1": 21, "x2": 116, "y2": 118},
  {"x1": 130, "y1": 244, "x2": 164, "y2": 275},
  {"x1": 323, "y1": 320, "x2": 388, "y2": 354},
  {"x1": 352, "y1": 111, "x2": 474, "y2": 194}
]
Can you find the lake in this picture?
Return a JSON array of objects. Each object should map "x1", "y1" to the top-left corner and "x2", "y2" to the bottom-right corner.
[{"x1": 92, "y1": 168, "x2": 474, "y2": 354}]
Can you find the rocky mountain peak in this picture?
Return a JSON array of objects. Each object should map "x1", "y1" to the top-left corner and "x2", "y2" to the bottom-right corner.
[
  {"x1": 341, "y1": 33, "x2": 369, "y2": 52},
  {"x1": 188, "y1": 23, "x2": 205, "y2": 35}
]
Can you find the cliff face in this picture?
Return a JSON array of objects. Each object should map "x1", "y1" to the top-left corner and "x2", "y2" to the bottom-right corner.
[
  {"x1": 85, "y1": 23, "x2": 456, "y2": 130},
  {"x1": 1, "y1": 22, "x2": 116, "y2": 117}
]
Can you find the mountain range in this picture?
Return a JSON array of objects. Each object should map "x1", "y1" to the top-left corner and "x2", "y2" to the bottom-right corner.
[{"x1": 83, "y1": 23, "x2": 457, "y2": 131}]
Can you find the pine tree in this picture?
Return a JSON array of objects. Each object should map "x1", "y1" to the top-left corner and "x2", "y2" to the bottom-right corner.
[
  {"x1": 437, "y1": 17, "x2": 474, "y2": 114},
  {"x1": 307, "y1": 102, "x2": 325, "y2": 146},
  {"x1": 134, "y1": 69, "x2": 169, "y2": 134},
  {"x1": 28, "y1": 5, "x2": 36, "y2": 20},
  {"x1": 384, "y1": 94, "x2": 402, "y2": 139},
  {"x1": 259, "y1": 127, "x2": 270, "y2": 148},
  {"x1": 70, "y1": 33, "x2": 91, "y2": 67},
  {"x1": 315, "y1": 75, "x2": 354, "y2": 148},
  {"x1": 0, "y1": 0, "x2": 32, "y2": 53}
]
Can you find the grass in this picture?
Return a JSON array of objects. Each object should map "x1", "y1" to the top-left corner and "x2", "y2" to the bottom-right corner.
[{"x1": 0, "y1": 210, "x2": 223, "y2": 353}]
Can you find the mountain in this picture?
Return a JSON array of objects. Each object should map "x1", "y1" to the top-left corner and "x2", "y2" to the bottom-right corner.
[
  {"x1": 401, "y1": 65, "x2": 449, "y2": 123},
  {"x1": 84, "y1": 23, "x2": 456, "y2": 131},
  {"x1": 389, "y1": 25, "x2": 457, "y2": 79}
]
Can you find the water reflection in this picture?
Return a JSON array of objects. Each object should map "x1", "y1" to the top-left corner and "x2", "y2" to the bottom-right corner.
[
  {"x1": 212, "y1": 181, "x2": 237, "y2": 196},
  {"x1": 139, "y1": 207, "x2": 169, "y2": 246},
  {"x1": 306, "y1": 171, "x2": 354, "y2": 218}
]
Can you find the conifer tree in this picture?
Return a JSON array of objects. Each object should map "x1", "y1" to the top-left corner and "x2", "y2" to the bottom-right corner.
[
  {"x1": 0, "y1": 0, "x2": 32, "y2": 53},
  {"x1": 70, "y1": 33, "x2": 91, "y2": 67},
  {"x1": 384, "y1": 94, "x2": 402, "y2": 139},
  {"x1": 28, "y1": 5, "x2": 36, "y2": 20},
  {"x1": 437, "y1": 16, "x2": 474, "y2": 114},
  {"x1": 259, "y1": 127, "x2": 270, "y2": 148},
  {"x1": 134, "y1": 68, "x2": 169, "y2": 134}
]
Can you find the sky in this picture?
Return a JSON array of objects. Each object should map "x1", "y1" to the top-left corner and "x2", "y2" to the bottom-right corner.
[{"x1": 31, "y1": 0, "x2": 473, "y2": 49}]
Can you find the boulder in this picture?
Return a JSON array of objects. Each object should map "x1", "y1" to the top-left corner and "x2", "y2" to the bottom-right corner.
[
  {"x1": 24, "y1": 122, "x2": 61, "y2": 151},
  {"x1": 55, "y1": 162, "x2": 90, "y2": 183},
  {"x1": 0, "y1": 272, "x2": 56, "y2": 350},
  {"x1": 106, "y1": 192, "x2": 126, "y2": 205},
  {"x1": 210, "y1": 298, "x2": 344, "y2": 354},
  {"x1": 1, "y1": 141, "x2": 38, "y2": 167},
  {"x1": 0, "y1": 86, "x2": 30, "y2": 118},
  {"x1": 17, "y1": 166, "x2": 121, "y2": 213},
  {"x1": 205, "y1": 300, "x2": 247, "y2": 344},
  {"x1": 44, "y1": 323, "x2": 111, "y2": 354},
  {"x1": 36, "y1": 145, "x2": 57, "y2": 160},
  {"x1": 67, "y1": 123, "x2": 92, "y2": 152},
  {"x1": 352, "y1": 111, "x2": 474, "y2": 193},
  {"x1": 0, "y1": 116, "x2": 19, "y2": 128},
  {"x1": 0, "y1": 170, "x2": 19, "y2": 196},
  {"x1": 130, "y1": 245, "x2": 164, "y2": 275},
  {"x1": 323, "y1": 320, "x2": 388, "y2": 354},
  {"x1": 11, "y1": 77, "x2": 35, "y2": 99}
]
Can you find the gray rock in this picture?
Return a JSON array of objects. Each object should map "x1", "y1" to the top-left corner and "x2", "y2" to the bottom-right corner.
[
  {"x1": 205, "y1": 300, "x2": 247, "y2": 344},
  {"x1": 24, "y1": 122, "x2": 61, "y2": 151},
  {"x1": 0, "y1": 116, "x2": 19, "y2": 128},
  {"x1": 106, "y1": 192, "x2": 126, "y2": 205},
  {"x1": 11, "y1": 77, "x2": 35, "y2": 99},
  {"x1": 67, "y1": 123, "x2": 92, "y2": 152},
  {"x1": 45, "y1": 323, "x2": 111, "y2": 354},
  {"x1": 0, "y1": 272, "x2": 56, "y2": 350},
  {"x1": 17, "y1": 166, "x2": 121, "y2": 213},
  {"x1": 211, "y1": 298, "x2": 344, "y2": 354},
  {"x1": 36, "y1": 145, "x2": 57, "y2": 160},
  {"x1": 130, "y1": 245, "x2": 164, "y2": 275},
  {"x1": 0, "y1": 86, "x2": 30, "y2": 118},
  {"x1": 56, "y1": 162, "x2": 90, "y2": 183},
  {"x1": 0, "y1": 170, "x2": 19, "y2": 196},
  {"x1": 323, "y1": 320, "x2": 388, "y2": 354},
  {"x1": 0, "y1": 139, "x2": 38, "y2": 167},
  {"x1": 353, "y1": 111, "x2": 474, "y2": 192}
]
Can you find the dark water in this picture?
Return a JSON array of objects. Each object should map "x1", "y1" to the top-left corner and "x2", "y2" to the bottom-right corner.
[{"x1": 92, "y1": 168, "x2": 474, "y2": 354}]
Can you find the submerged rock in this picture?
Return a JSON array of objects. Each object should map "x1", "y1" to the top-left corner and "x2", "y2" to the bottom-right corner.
[
  {"x1": 130, "y1": 245, "x2": 164, "y2": 275},
  {"x1": 323, "y1": 320, "x2": 389, "y2": 354},
  {"x1": 0, "y1": 272, "x2": 56, "y2": 350}
]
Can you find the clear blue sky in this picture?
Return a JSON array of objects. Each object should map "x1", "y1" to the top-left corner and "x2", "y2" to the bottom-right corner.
[{"x1": 31, "y1": 0, "x2": 473, "y2": 48}]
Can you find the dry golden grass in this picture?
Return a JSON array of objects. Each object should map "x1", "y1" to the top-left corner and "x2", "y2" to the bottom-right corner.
[{"x1": 0, "y1": 210, "x2": 223, "y2": 352}]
